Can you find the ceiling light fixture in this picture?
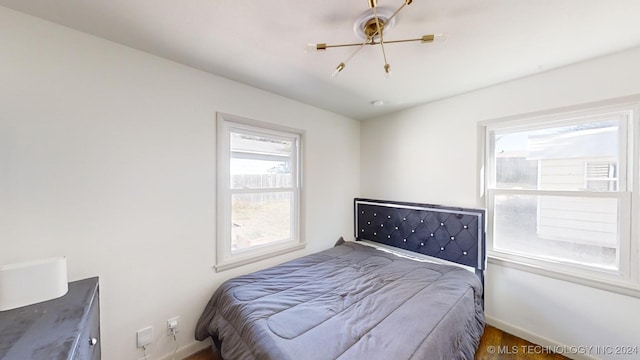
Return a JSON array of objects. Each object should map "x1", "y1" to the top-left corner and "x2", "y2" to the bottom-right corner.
[{"x1": 306, "y1": 0, "x2": 446, "y2": 77}]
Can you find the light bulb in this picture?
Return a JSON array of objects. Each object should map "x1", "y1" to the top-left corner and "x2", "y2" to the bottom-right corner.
[
  {"x1": 433, "y1": 33, "x2": 448, "y2": 42},
  {"x1": 304, "y1": 43, "x2": 326, "y2": 53},
  {"x1": 304, "y1": 44, "x2": 316, "y2": 53},
  {"x1": 332, "y1": 62, "x2": 346, "y2": 77}
]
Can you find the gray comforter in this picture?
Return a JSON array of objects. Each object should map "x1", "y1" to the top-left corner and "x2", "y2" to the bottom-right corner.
[{"x1": 195, "y1": 242, "x2": 484, "y2": 360}]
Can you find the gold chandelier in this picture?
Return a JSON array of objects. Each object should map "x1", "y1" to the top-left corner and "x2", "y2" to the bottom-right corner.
[{"x1": 306, "y1": 0, "x2": 445, "y2": 77}]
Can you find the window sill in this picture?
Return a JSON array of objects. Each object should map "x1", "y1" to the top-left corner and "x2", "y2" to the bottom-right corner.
[
  {"x1": 214, "y1": 242, "x2": 306, "y2": 272},
  {"x1": 487, "y1": 252, "x2": 640, "y2": 299}
]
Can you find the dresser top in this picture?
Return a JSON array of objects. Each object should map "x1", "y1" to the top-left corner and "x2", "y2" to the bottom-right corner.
[{"x1": 0, "y1": 277, "x2": 99, "y2": 359}]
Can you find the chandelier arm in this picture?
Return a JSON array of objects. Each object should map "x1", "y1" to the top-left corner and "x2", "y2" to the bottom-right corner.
[
  {"x1": 385, "y1": 1, "x2": 410, "y2": 26},
  {"x1": 324, "y1": 42, "x2": 376, "y2": 49},
  {"x1": 324, "y1": 26, "x2": 381, "y2": 48},
  {"x1": 385, "y1": 35, "x2": 436, "y2": 44},
  {"x1": 332, "y1": 37, "x2": 375, "y2": 76},
  {"x1": 343, "y1": 38, "x2": 372, "y2": 64},
  {"x1": 372, "y1": 6, "x2": 390, "y2": 73},
  {"x1": 322, "y1": 34, "x2": 435, "y2": 49}
]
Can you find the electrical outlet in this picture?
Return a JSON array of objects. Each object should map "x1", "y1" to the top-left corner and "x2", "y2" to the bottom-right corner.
[
  {"x1": 167, "y1": 316, "x2": 180, "y2": 336},
  {"x1": 136, "y1": 326, "x2": 153, "y2": 348}
]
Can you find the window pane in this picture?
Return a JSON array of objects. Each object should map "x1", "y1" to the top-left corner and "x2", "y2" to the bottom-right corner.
[
  {"x1": 231, "y1": 192, "x2": 293, "y2": 253},
  {"x1": 494, "y1": 120, "x2": 620, "y2": 191},
  {"x1": 230, "y1": 132, "x2": 293, "y2": 189},
  {"x1": 493, "y1": 194, "x2": 618, "y2": 270}
]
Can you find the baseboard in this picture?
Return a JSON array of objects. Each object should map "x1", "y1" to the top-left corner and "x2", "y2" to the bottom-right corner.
[
  {"x1": 485, "y1": 316, "x2": 600, "y2": 360},
  {"x1": 157, "y1": 338, "x2": 212, "y2": 360},
  {"x1": 155, "y1": 319, "x2": 602, "y2": 360}
]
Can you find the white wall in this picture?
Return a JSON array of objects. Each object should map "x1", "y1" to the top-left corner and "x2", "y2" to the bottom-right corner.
[
  {"x1": 0, "y1": 6, "x2": 360, "y2": 360},
  {"x1": 361, "y1": 47, "x2": 640, "y2": 359}
]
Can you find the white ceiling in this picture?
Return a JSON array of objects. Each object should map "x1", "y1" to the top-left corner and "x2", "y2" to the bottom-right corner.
[{"x1": 2, "y1": 0, "x2": 640, "y2": 120}]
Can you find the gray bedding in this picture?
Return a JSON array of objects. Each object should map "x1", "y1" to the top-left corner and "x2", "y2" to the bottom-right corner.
[{"x1": 195, "y1": 242, "x2": 484, "y2": 360}]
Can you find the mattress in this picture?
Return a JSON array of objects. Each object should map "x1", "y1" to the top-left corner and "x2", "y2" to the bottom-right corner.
[{"x1": 195, "y1": 241, "x2": 484, "y2": 360}]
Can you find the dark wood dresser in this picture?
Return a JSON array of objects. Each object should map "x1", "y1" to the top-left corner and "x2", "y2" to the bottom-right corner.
[{"x1": 0, "y1": 277, "x2": 100, "y2": 360}]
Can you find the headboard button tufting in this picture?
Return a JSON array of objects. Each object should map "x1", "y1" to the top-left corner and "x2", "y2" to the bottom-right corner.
[{"x1": 354, "y1": 198, "x2": 486, "y2": 286}]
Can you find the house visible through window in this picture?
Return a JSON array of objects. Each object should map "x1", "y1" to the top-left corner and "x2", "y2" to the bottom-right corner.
[
  {"x1": 586, "y1": 160, "x2": 618, "y2": 191},
  {"x1": 216, "y1": 114, "x2": 304, "y2": 271},
  {"x1": 483, "y1": 100, "x2": 639, "y2": 295}
]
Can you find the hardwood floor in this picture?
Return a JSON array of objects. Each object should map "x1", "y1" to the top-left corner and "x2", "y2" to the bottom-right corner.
[
  {"x1": 184, "y1": 349, "x2": 221, "y2": 360},
  {"x1": 183, "y1": 325, "x2": 569, "y2": 360},
  {"x1": 475, "y1": 326, "x2": 569, "y2": 360},
  {"x1": 183, "y1": 347, "x2": 221, "y2": 360}
]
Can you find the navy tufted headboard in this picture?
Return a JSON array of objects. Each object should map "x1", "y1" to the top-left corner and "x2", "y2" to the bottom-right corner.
[{"x1": 354, "y1": 198, "x2": 486, "y2": 283}]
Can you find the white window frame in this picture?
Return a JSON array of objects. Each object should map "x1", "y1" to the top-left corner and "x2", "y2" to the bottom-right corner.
[
  {"x1": 215, "y1": 113, "x2": 304, "y2": 271},
  {"x1": 480, "y1": 96, "x2": 640, "y2": 298}
]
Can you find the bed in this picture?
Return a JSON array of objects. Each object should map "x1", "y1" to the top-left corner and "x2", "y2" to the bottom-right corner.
[{"x1": 195, "y1": 198, "x2": 486, "y2": 360}]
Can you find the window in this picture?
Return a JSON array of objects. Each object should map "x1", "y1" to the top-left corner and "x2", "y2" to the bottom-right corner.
[
  {"x1": 216, "y1": 113, "x2": 304, "y2": 271},
  {"x1": 483, "y1": 99, "x2": 640, "y2": 296}
]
